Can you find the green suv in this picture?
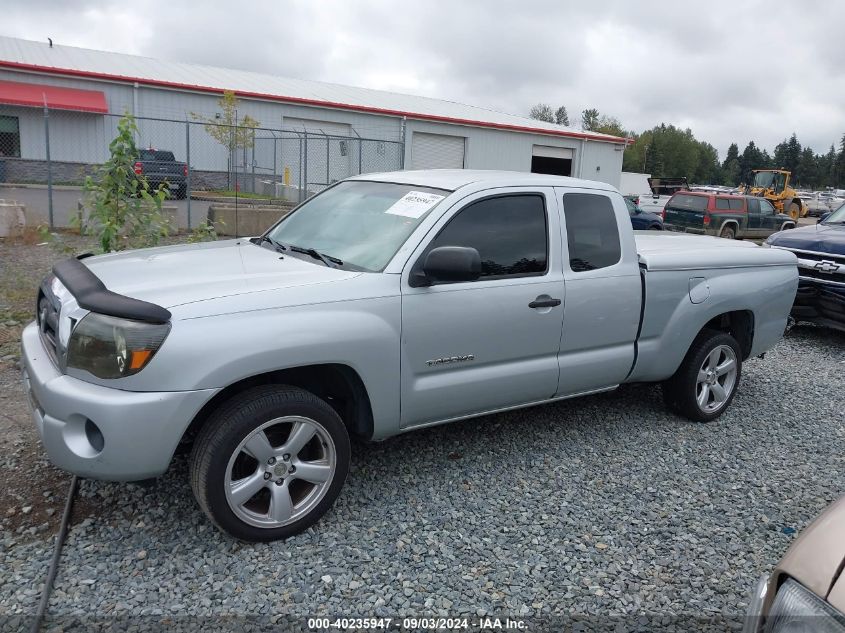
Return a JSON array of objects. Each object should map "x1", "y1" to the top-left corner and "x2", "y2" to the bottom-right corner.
[{"x1": 663, "y1": 192, "x2": 796, "y2": 239}]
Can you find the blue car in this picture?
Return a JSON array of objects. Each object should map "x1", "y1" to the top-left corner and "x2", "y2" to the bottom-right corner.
[
  {"x1": 764, "y1": 204, "x2": 845, "y2": 332},
  {"x1": 625, "y1": 196, "x2": 664, "y2": 230}
]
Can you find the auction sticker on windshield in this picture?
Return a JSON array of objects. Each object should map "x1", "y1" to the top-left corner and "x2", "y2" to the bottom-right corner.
[{"x1": 385, "y1": 191, "x2": 445, "y2": 219}]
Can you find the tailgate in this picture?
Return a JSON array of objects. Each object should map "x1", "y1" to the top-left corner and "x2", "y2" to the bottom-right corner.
[
  {"x1": 145, "y1": 161, "x2": 184, "y2": 177},
  {"x1": 663, "y1": 194, "x2": 709, "y2": 233},
  {"x1": 664, "y1": 206, "x2": 706, "y2": 230}
]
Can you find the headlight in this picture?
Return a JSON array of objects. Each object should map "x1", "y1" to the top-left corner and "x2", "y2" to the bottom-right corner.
[
  {"x1": 66, "y1": 313, "x2": 170, "y2": 379},
  {"x1": 764, "y1": 578, "x2": 845, "y2": 633}
]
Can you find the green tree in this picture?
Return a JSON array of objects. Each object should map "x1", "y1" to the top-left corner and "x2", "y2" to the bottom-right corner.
[
  {"x1": 529, "y1": 103, "x2": 555, "y2": 123},
  {"x1": 722, "y1": 159, "x2": 741, "y2": 186},
  {"x1": 795, "y1": 146, "x2": 818, "y2": 188},
  {"x1": 192, "y1": 91, "x2": 260, "y2": 188},
  {"x1": 554, "y1": 105, "x2": 570, "y2": 126},
  {"x1": 78, "y1": 113, "x2": 169, "y2": 253},
  {"x1": 773, "y1": 133, "x2": 801, "y2": 174},
  {"x1": 722, "y1": 143, "x2": 739, "y2": 170},
  {"x1": 581, "y1": 108, "x2": 600, "y2": 131}
]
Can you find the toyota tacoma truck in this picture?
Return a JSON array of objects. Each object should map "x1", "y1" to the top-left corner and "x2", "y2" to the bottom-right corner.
[{"x1": 21, "y1": 170, "x2": 798, "y2": 541}]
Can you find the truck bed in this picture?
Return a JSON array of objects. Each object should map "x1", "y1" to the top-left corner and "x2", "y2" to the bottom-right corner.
[{"x1": 634, "y1": 231, "x2": 794, "y2": 271}]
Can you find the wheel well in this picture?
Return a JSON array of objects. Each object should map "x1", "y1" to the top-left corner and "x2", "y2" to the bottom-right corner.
[
  {"x1": 719, "y1": 220, "x2": 738, "y2": 234},
  {"x1": 781, "y1": 221, "x2": 796, "y2": 230},
  {"x1": 181, "y1": 364, "x2": 375, "y2": 448},
  {"x1": 702, "y1": 310, "x2": 754, "y2": 360}
]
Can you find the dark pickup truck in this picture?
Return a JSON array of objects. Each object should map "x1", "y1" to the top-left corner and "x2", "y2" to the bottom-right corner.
[
  {"x1": 134, "y1": 149, "x2": 188, "y2": 199},
  {"x1": 765, "y1": 205, "x2": 845, "y2": 332},
  {"x1": 663, "y1": 192, "x2": 795, "y2": 240}
]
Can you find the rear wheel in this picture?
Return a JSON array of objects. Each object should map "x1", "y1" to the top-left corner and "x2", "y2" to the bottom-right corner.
[
  {"x1": 719, "y1": 225, "x2": 736, "y2": 239},
  {"x1": 662, "y1": 330, "x2": 742, "y2": 422},
  {"x1": 649, "y1": 224, "x2": 663, "y2": 230},
  {"x1": 786, "y1": 202, "x2": 800, "y2": 221},
  {"x1": 190, "y1": 385, "x2": 350, "y2": 542}
]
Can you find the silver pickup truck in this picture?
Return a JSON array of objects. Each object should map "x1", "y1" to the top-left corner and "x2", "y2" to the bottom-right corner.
[{"x1": 21, "y1": 170, "x2": 798, "y2": 541}]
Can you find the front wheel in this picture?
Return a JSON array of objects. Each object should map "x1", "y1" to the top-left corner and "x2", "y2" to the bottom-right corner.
[
  {"x1": 662, "y1": 330, "x2": 742, "y2": 422},
  {"x1": 189, "y1": 385, "x2": 350, "y2": 542}
]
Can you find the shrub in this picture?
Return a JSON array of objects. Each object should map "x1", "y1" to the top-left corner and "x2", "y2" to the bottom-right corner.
[{"x1": 77, "y1": 113, "x2": 170, "y2": 253}]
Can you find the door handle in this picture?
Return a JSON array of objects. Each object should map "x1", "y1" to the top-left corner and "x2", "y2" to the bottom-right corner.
[{"x1": 528, "y1": 297, "x2": 562, "y2": 309}]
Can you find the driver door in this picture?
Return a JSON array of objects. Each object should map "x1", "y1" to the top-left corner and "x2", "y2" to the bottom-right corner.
[{"x1": 399, "y1": 188, "x2": 565, "y2": 428}]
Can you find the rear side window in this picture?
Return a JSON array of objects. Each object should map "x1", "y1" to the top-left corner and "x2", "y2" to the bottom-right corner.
[
  {"x1": 427, "y1": 194, "x2": 548, "y2": 278},
  {"x1": 729, "y1": 199, "x2": 743, "y2": 210},
  {"x1": 715, "y1": 198, "x2": 731, "y2": 210},
  {"x1": 562, "y1": 193, "x2": 621, "y2": 272},
  {"x1": 139, "y1": 150, "x2": 176, "y2": 161},
  {"x1": 668, "y1": 194, "x2": 708, "y2": 211}
]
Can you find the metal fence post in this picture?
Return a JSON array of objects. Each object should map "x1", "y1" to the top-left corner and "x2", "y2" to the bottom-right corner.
[
  {"x1": 325, "y1": 132, "x2": 330, "y2": 186},
  {"x1": 43, "y1": 103, "x2": 54, "y2": 228},
  {"x1": 303, "y1": 132, "x2": 308, "y2": 202},
  {"x1": 354, "y1": 128, "x2": 362, "y2": 175},
  {"x1": 251, "y1": 128, "x2": 256, "y2": 194},
  {"x1": 185, "y1": 119, "x2": 192, "y2": 230}
]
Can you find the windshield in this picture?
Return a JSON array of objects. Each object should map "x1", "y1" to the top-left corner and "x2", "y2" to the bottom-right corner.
[
  {"x1": 752, "y1": 171, "x2": 785, "y2": 192},
  {"x1": 139, "y1": 150, "x2": 176, "y2": 161},
  {"x1": 823, "y1": 202, "x2": 845, "y2": 224},
  {"x1": 266, "y1": 181, "x2": 449, "y2": 271}
]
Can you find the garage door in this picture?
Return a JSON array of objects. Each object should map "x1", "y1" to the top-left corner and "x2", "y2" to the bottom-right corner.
[
  {"x1": 411, "y1": 132, "x2": 465, "y2": 169},
  {"x1": 531, "y1": 144, "x2": 573, "y2": 176}
]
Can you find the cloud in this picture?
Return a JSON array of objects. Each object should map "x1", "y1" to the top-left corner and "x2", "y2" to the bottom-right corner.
[{"x1": 4, "y1": 0, "x2": 844, "y2": 158}]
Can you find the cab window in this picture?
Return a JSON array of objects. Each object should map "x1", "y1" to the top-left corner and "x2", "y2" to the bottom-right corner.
[
  {"x1": 423, "y1": 194, "x2": 548, "y2": 279},
  {"x1": 562, "y1": 193, "x2": 621, "y2": 272}
]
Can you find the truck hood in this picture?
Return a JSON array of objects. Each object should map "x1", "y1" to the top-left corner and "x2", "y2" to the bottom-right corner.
[
  {"x1": 82, "y1": 239, "x2": 359, "y2": 310},
  {"x1": 767, "y1": 223, "x2": 845, "y2": 254}
]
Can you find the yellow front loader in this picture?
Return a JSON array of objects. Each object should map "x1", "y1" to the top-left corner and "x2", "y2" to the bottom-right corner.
[{"x1": 743, "y1": 169, "x2": 806, "y2": 220}]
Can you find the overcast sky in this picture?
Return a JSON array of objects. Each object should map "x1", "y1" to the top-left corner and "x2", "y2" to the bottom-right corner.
[{"x1": 6, "y1": 0, "x2": 844, "y2": 158}]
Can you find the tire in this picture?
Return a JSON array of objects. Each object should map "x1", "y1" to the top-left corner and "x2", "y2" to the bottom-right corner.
[
  {"x1": 189, "y1": 385, "x2": 350, "y2": 542},
  {"x1": 661, "y1": 330, "x2": 742, "y2": 422},
  {"x1": 786, "y1": 202, "x2": 800, "y2": 221},
  {"x1": 782, "y1": 222, "x2": 795, "y2": 231},
  {"x1": 649, "y1": 224, "x2": 663, "y2": 230},
  {"x1": 719, "y1": 225, "x2": 736, "y2": 239}
]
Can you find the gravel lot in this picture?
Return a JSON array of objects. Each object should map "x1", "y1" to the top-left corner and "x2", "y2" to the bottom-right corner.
[{"x1": 1, "y1": 234, "x2": 843, "y2": 629}]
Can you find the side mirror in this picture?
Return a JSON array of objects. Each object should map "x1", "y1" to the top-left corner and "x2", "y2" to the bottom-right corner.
[{"x1": 413, "y1": 246, "x2": 481, "y2": 286}]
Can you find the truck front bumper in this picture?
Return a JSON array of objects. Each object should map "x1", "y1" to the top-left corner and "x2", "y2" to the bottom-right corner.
[
  {"x1": 20, "y1": 322, "x2": 218, "y2": 481},
  {"x1": 792, "y1": 278, "x2": 845, "y2": 333}
]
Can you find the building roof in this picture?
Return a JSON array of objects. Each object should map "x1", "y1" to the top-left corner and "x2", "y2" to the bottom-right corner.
[
  {"x1": 0, "y1": 35, "x2": 627, "y2": 144},
  {"x1": 351, "y1": 169, "x2": 618, "y2": 192}
]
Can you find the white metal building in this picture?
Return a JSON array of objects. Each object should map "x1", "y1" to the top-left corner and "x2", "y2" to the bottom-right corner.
[{"x1": 0, "y1": 35, "x2": 627, "y2": 188}]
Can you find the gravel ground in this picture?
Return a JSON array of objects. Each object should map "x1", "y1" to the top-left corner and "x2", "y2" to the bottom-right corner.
[
  {"x1": 1, "y1": 322, "x2": 843, "y2": 626},
  {"x1": 1, "y1": 234, "x2": 844, "y2": 629}
]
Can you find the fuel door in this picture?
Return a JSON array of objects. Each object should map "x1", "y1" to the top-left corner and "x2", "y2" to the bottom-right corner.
[{"x1": 689, "y1": 277, "x2": 710, "y2": 304}]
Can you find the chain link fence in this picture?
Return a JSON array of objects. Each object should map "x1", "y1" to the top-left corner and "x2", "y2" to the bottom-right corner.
[{"x1": 0, "y1": 105, "x2": 404, "y2": 230}]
